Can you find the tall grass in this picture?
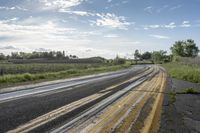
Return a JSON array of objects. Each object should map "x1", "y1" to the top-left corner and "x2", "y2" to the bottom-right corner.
[
  {"x1": 0, "y1": 63, "x2": 111, "y2": 75},
  {"x1": 174, "y1": 56, "x2": 200, "y2": 66},
  {"x1": 0, "y1": 63, "x2": 131, "y2": 87},
  {"x1": 162, "y1": 63, "x2": 200, "y2": 83}
]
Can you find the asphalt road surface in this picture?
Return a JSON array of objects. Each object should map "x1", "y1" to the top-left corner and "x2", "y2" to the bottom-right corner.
[{"x1": 0, "y1": 65, "x2": 167, "y2": 133}]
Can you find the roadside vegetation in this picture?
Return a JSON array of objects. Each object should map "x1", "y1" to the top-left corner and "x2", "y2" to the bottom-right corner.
[
  {"x1": 162, "y1": 39, "x2": 200, "y2": 83},
  {"x1": 179, "y1": 88, "x2": 199, "y2": 94},
  {"x1": 132, "y1": 39, "x2": 200, "y2": 83},
  {"x1": 169, "y1": 87, "x2": 199, "y2": 105},
  {"x1": 162, "y1": 62, "x2": 200, "y2": 83},
  {"x1": 0, "y1": 63, "x2": 131, "y2": 87},
  {"x1": 169, "y1": 92, "x2": 176, "y2": 104},
  {"x1": 0, "y1": 52, "x2": 131, "y2": 87},
  {"x1": 0, "y1": 63, "x2": 114, "y2": 75}
]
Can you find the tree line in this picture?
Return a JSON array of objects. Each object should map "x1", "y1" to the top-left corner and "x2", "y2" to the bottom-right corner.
[
  {"x1": 0, "y1": 51, "x2": 78, "y2": 60},
  {"x1": 0, "y1": 39, "x2": 199, "y2": 64},
  {"x1": 134, "y1": 39, "x2": 199, "y2": 64}
]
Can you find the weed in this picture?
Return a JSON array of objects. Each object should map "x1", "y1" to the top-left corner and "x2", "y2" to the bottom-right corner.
[
  {"x1": 169, "y1": 92, "x2": 176, "y2": 104},
  {"x1": 177, "y1": 88, "x2": 199, "y2": 94}
]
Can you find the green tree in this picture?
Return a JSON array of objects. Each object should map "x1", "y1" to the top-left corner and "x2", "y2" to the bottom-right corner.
[
  {"x1": 152, "y1": 50, "x2": 167, "y2": 63},
  {"x1": 113, "y1": 55, "x2": 126, "y2": 65},
  {"x1": 171, "y1": 39, "x2": 199, "y2": 57},
  {"x1": 134, "y1": 49, "x2": 141, "y2": 64},
  {"x1": 184, "y1": 39, "x2": 199, "y2": 57},
  {"x1": 141, "y1": 52, "x2": 152, "y2": 60},
  {"x1": 0, "y1": 53, "x2": 6, "y2": 60}
]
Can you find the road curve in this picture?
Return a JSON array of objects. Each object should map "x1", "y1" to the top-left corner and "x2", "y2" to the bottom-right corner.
[{"x1": 0, "y1": 65, "x2": 167, "y2": 133}]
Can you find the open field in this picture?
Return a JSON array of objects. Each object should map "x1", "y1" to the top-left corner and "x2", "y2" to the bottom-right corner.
[
  {"x1": 162, "y1": 62, "x2": 200, "y2": 83},
  {"x1": 0, "y1": 63, "x2": 131, "y2": 88},
  {"x1": 0, "y1": 63, "x2": 112, "y2": 75}
]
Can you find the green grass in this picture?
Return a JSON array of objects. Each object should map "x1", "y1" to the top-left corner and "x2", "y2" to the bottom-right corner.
[
  {"x1": 162, "y1": 63, "x2": 200, "y2": 83},
  {"x1": 168, "y1": 88, "x2": 199, "y2": 104},
  {"x1": 0, "y1": 63, "x2": 113, "y2": 75},
  {"x1": 0, "y1": 63, "x2": 131, "y2": 88},
  {"x1": 177, "y1": 88, "x2": 199, "y2": 94},
  {"x1": 169, "y1": 92, "x2": 176, "y2": 104}
]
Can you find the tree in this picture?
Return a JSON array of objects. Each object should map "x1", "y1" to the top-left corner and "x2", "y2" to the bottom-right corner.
[
  {"x1": 0, "y1": 53, "x2": 6, "y2": 60},
  {"x1": 56, "y1": 51, "x2": 63, "y2": 59},
  {"x1": 184, "y1": 39, "x2": 199, "y2": 57},
  {"x1": 141, "y1": 52, "x2": 152, "y2": 60},
  {"x1": 152, "y1": 50, "x2": 167, "y2": 63},
  {"x1": 134, "y1": 49, "x2": 141, "y2": 64},
  {"x1": 113, "y1": 55, "x2": 126, "y2": 65},
  {"x1": 11, "y1": 52, "x2": 21, "y2": 59},
  {"x1": 171, "y1": 39, "x2": 199, "y2": 57}
]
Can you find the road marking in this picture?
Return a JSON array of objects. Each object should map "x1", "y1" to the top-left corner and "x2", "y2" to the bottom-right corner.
[
  {"x1": 141, "y1": 67, "x2": 166, "y2": 133},
  {"x1": 7, "y1": 67, "x2": 153, "y2": 133}
]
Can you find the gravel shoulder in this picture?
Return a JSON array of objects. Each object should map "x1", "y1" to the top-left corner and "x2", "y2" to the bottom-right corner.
[{"x1": 159, "y1": 77, "x2": 200, "y2": 133}]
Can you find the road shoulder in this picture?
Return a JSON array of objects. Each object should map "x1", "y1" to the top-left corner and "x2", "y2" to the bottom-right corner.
[{"x1": 159, "y1": 77, "x2": 200, "y2": 133}]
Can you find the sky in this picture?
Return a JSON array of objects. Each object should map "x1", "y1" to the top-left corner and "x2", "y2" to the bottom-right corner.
[{"x1": 0, "y1": 0, "x2": 200, "y2": 59}]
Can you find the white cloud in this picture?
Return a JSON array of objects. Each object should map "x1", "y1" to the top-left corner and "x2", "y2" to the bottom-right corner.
[
  {"x1": 144, "y1": 5, "x2": 182, "y2": 14},
  {"x1": 91, "y1": 13, "x2": 131, "y2": 30},
  {"x1": 144, "y1": 6, "x2": 153, "y2": 13},
  {"x1": 170, "y1": 5, "x2": 182, "y2": 11},
  {"x1": 122, "y1": 1, "x2": 128, "y2": 4},
  {"x1": 58, "y1": 10, "x2": 93, "y2": 16},
  {"x1": 0, "y1": 17, "x2": 19, "y2": 24},
  {"x1": 164, "y1": 22, "x2": 176, "y2": 29},
  {"x1": 40, "y1": 0, "x2": 86, "y2": 10},
  {"x1": 35, "y1": 47, "x2": 51, "y2": 52},
  {"x1": 104, "y1": 34, "x2": 119, "y2": 38},
  {"x1": 180, "y1": 21, "x2": 191, "y2": 27},
  {"x1": 149, "y1": 25, "x2": 160, "y2": 29},
  {"x1": 0, "y1": 6, "x2": 28, "y2": 11},
  {"x1": 0, "y1": 18, "x2": 100, "y2": 54},
  {"x1": 144, "y1": 22, "x2": 176, "y2": 30},
  {"x1": 129, "y1": 41, "x2": 141, "y2": 44},
  {"x1": 149, "y1": 34, "x2": 170, "y2": 39},
  {"x1": 0, "y1": 45, "x2": 19, "y2": 50},
  {"x1": 157, "y1": 5, "x2": 168, "y2": 13}
]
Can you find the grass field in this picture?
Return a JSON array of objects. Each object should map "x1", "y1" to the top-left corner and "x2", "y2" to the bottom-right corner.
[
  {"x1": 0, "y1": 63, "x2": 131, "y2": 88},
  {"x1": 0, "y1": 63, "x2": 112, "y2": 75},
  {"x1": 162, "y1": 62, "x2": 200, "y2": 83}
]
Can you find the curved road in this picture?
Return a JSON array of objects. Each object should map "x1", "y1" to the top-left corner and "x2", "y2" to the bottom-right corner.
[{"x1": 0, "y1": 65, "x2": 167, "y2": 133}]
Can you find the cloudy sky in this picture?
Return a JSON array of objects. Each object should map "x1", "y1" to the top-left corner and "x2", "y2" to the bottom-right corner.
[{"x1": 0, "y1": 0, "x2": 200, "y2": 58}]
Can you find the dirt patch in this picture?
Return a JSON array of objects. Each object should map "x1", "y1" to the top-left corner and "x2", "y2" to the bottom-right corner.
[{"x1": 159, "y1": 78, "x2": 200, "y2": 133}]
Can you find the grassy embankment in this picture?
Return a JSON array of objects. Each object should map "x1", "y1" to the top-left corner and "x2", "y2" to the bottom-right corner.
[
  {"x1": 162, "y1": 62, "x2": 200, "y2": 83},
  {"x1": 0, "y1": 63, "x2": 131, "y2": 88}
]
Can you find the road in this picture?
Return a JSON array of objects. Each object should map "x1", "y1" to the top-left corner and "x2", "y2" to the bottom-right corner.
[{"x1": 0, "y1": 65, "x2": 167, "y2": 133}]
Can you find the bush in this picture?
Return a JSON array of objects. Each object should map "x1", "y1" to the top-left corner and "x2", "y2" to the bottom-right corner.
[
  {"x1": 113, "y1": 58, "x2": 126, "y2": 65},
  {"x1": 24, "y1": 73, "x2": 32, "y2": 81}
]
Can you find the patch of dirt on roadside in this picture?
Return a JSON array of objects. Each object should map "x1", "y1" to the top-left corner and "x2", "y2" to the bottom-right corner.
[{"x1": 159, "y1": 78, "x2": 200, "y2": 133}]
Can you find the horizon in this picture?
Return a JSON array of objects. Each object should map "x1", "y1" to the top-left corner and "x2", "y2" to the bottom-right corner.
[{"x1": 0, "y1": 0, "x2": 200, "y2": 58}]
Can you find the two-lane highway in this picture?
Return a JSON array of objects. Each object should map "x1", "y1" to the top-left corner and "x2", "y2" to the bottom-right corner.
[{"x1": 0, "y1": 65, "x2": 166, "y2": 133}]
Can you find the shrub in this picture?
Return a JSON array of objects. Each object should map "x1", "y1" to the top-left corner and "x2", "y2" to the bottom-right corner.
[{"x1": 24, "y1": 73, "x2": 32, "y2": 81}]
